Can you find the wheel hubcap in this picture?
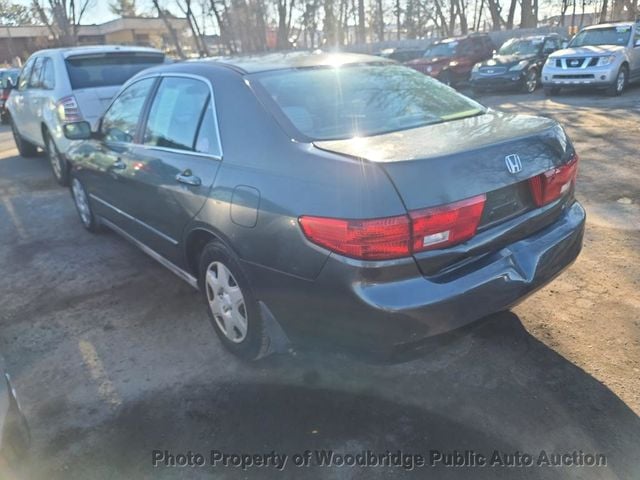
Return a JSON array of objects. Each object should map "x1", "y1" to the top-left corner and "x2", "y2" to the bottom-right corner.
[
  {"x1": 48, "y1": 138, "x2": 62, "y2": 179},
  {"x1": 617, "y1": 71, "x2": 625, "y2": 92},
  {"x1": 72, "y1": 178, "x2": 91, "y2": 226},
  {"x1": 527, "y1": 72, "x2": 536, "y2": 92},
  {"x1": 205, "y1": 261, "x2": 247, "y2": 343}
]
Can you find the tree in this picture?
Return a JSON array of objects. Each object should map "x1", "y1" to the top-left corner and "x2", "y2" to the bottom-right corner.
[
  {"x1": 0, "y1": 0, "x2": 35, "y2": 25},
  {"x1": 109, "y1": 0, "x2": 138, "y2": 17},
  {"x1": 151, "y1": 0, "x2": 185, "y2": 58},
  {"x1": 32, "y1": 0, "x2": 95, "y2": 46}
]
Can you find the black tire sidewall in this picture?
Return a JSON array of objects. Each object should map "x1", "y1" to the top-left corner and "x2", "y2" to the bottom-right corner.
[
  {"x1": 523, "y1": 69, "x2": 537, "y2": 93},
  {"x1": 70, "y1": 176, "x2": 99, "y2": 233},
  {"x1": 198, "y1": 241, "x2": 266, "y2": 360},
  {"x1": 10, "y1": 118, "x2": 37, "y2": 157},
  {"x1": 45, "y1": 131, "x2": 69, "y2": 186}
]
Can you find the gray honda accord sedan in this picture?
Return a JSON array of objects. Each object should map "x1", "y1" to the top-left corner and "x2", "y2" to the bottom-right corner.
[{"x1": 62, "y1": 52, "x2": 585, "y2": 360}]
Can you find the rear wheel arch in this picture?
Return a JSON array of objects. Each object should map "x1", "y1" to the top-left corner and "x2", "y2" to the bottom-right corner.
[{"x1": 185, "y1": 227, "x2": 229, "y2": 280}]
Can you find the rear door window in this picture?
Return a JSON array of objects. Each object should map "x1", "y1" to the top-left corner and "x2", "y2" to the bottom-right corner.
[
  {"x1": 65, "y1": 52, "x2": 165, "y2": 90},
  {"x1": 41, "y1": 58, "x2": 55, "y2": 89},
  {"x1": 101, "y1": 77, "x2": 156, "y2": 143},
  {"x1": 143, "y1": 77, "x2": 212, "y2": 152},
  {"x1": 18, "y1": 59, "x2": 34, "y2": 91},
  {"x1": 28, "y1": 57, "x2": 44, "y2": 88}
]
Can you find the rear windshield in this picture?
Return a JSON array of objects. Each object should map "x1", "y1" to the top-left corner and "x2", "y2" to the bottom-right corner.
[
  {"x1": 569, "y1": 26, "x2": 631, "y2": 47},
  {"x1": 65, "y1": 53, "x2": 165, "y2": 89},
  {"x1": 254, "y1": 64, "x2": 485, "y2": 141}
]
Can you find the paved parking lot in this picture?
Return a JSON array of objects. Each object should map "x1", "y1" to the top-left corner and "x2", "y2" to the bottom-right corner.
[{"x1": 0, "y1": 87, "x2": 639, "y2": 479}]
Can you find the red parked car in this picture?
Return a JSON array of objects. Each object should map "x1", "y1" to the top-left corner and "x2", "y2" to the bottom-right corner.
[
  {"x1": 0, "y1": 68, "x2": 19, "y2": 124},
  {"x1": 405, "y1": 34, "x2": 495, "y2": 87}
]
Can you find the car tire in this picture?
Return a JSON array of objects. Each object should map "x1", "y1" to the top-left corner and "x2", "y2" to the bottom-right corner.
[
  {"x1": 70, "y1": 176, "x2": 101, "y2": 233},
  {"x1": 199, "y1": 240, "x2": 269, "y2": 361},
  {"x1": 522, "y1": 68, "x2": 538, "y2": 93},
  {"x1": 607, "y1": 65, "x2": 628, "y2": 96},
  {"x1": 44, "y1": 130, "x2": 69, "y2": 186},
  {"x1": 10, "y1": 117, "x2": 38, "y2": 157},
  {"x1": 544, "y1": 86, "x2": 560, "y2": 96},
  {"x1": 438, "y1": 70, "x2": 453, "y2": 87},
  {"x1": 1, "y1": 112, "x2": 9, "y2": 125}
]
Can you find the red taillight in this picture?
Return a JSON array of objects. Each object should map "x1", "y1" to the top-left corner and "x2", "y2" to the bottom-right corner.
[
  {"x1": 56, "y1": 95, "x2": 83, "y2": 122},
  {"x1": 299, "y1": 194, "x2": 486, "y2": 260},
  {"x1": 410, "y1": 194, "x2": 486, "y2": 252},
  {"x1": 529, "y1": 154, "x2": 579, "y2": 207},
  {"x1": 298, "y1": 215, "x2": 411, "y2": 260}
]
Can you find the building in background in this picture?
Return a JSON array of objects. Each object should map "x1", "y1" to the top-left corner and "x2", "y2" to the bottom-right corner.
[{"x1": 0, "y1": 16, "x2": 193, "y2": 65}]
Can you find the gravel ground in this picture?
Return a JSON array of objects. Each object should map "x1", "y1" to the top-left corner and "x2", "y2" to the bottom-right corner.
[{"x1": 0, "y1": 86, "x2": 638, "y2": 479}]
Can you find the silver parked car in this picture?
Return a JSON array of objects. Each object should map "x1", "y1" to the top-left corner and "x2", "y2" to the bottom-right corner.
[
  {"x1": 541, "y1": 21, "x2": 640, "y2": 96},
  {"x1": 7, "y1": 45, "x2": 165, "y2": 185}
]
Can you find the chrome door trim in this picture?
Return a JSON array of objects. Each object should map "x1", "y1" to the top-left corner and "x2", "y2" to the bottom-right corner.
[
  {"x1": 100, "y1": 217, "x2": 198, "y2": 290},
  {"x1": 89, "y1": 194, "x2": 179, "y2": 246},
  {"x1": 131, "y1": 72, "x2": 224, "y2": 159}
]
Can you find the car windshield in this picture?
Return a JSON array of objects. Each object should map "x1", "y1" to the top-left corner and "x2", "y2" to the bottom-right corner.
[
  {"x1": 569, "y1": 26, "x2": 631, "y2": 47},
  {"x1": 423, "y1": 42, "x2": 458, "y2": 58},
  {"x1": 498, "y1": 38, "x2": 542, "y2": 55},
  {"x1": 65, "y1": 52, "x2": 164, "y2": 89},
  {"x1": 254, "y1": 64, "x2": 485, "y2": 141}
]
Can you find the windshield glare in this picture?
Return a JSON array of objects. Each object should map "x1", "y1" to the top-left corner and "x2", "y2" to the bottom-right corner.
[
  {"x1": 255, "y1": 64, "x2": 485, "y2": 141},
  {"x1": 423, "y1": 43, "x2": 458, "y2": 58},
  {"x1": 569, "y1": 26, "x2": 631, "y2": 47},
  {"x1": 498, "y1": 39, "x2": 541, "y2": 56}
]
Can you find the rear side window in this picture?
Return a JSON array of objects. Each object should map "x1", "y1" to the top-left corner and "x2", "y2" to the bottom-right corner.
[
  {"x1": 101, "y1": 77, "x2": 155, "y2": 143},
  {"x1": 143, "y1": 77, "x2": 213, "y2": 153},
  {"x1": 28, "y1": 57, "x2": 44, "y2": 88},
  {"x1": 41, "y1": 58, "x2": 55, "y2": 89},
  {"x1": 18, "y1": 59, "x2": 34, "y2": 91},
  {"x1": 65, "y1": 53, "x2": 164, "y2": 90}
]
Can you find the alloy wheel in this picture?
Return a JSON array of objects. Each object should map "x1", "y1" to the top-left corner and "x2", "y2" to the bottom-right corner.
[
  {"x1": 205, "y1": 261, "x2": 248, "y2": 343},
  {"x1": 47, "y1": 136, "x2": 63, "y2": 181},
  {"x1": 71, "y1": 178, "x2": 91, "y2": 227},
  {"x1": 525, "y1": 70, "x2": 537, "y2": 93},
  {"x1": 616, "y1": 70, "x2": 626, "y2": 94}
]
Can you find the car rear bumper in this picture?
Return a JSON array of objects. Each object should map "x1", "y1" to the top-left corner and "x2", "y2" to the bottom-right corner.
[{"x1": 249, "y1": 201, "x2": 585, "y2": 357}]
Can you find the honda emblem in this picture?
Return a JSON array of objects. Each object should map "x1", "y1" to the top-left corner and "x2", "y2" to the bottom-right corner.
[{"x1": 505, "y1": 154, "x2": 523, "y2": 174}]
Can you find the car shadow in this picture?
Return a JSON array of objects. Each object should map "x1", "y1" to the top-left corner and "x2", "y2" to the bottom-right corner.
[{"x1": 25, "y1": 312, "x2": 640, "y2": 480}]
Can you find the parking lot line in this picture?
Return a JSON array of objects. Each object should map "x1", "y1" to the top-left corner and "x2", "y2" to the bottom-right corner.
[
  {"x1": 78, "y1": 339, "x2": 122, "y2": 410},
  {"x1": 1, "y1": 196, "x2": 27, "y2": 240}
]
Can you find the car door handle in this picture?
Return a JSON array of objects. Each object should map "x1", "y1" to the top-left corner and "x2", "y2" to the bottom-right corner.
[
  {"x1": 112, "y1": 158, "x2": 126, "y2": 170},
  {"x1": 176, "y1": 170, "x2": 201, "y2": 186}
]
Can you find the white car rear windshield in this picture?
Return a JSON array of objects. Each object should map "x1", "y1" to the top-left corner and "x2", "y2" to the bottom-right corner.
[
  {"x1": 254, "y1": 64, "x2": 485, "y2": 141},
  {"x1": 65, "y1": 53, "x2": 164, "y2": 89}
]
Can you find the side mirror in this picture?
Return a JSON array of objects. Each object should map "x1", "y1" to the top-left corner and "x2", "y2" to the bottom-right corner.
[
  {"x1": 635, "y1": 39, "x2": 640, "y2": 47},
  {"x1": 63, "y1": 121, "x2": 92, "y2": 140},
  {"x1": 562, "y1": 41, "x2": 569, "y2": 48}
]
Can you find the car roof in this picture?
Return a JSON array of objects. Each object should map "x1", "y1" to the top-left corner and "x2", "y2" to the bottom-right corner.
[
  {"x1": 583, "y1": 21, "x2": 634, "y2": 30},
  {"x1": 31, "y1": 45, "x2": 164, "y2": 59},
  {"x1": 433, "y1": 33, "x2": 490, "y2": 44},
  {"x1": 194, "y1": 51, "x2": 394, "y2": 74}
]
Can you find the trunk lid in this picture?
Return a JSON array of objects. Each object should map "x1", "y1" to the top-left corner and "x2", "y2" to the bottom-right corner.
[
  {"x1": 314, "y1": 111, "x2": 574, "y2": 275},
  {"x1": 73, "y1": 86, "x2": 120, "y2": 128}
]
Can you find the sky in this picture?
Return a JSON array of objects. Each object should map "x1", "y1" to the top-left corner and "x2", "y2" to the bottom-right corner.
[{"x1": 13, "y1": 0, "x2": 168, "y2": 25}]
